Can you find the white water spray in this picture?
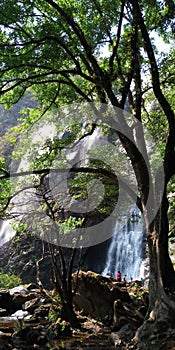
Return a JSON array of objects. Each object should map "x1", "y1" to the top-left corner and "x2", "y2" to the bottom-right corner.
[
  {"x1": 0, "y1": 220, "x2": 15, "y2": 247},
  {"x1": 102, "y1": 207, "x2": 145, "y2": 280}
]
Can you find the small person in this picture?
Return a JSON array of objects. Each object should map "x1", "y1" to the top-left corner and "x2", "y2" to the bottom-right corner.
[
  {"x1": 123, "y1": 274, "x2": 127, "y2": 282},
  {"x1": 116, "y1": 270, "x2": 121, "y2": 282},
  {"x1": 141, "y1": 277, "x2": 144, "y2": 286}
]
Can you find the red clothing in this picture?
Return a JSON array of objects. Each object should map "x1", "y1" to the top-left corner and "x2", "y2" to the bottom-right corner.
[{"x1": 116, "y1": 272, "x2": 121, "y2": 282}]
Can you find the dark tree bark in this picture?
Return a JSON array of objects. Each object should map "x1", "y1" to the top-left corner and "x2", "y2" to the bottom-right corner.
[
  {"x1": 1, "y1": 0, "x2": 175, "y2": 339},
  {"x1": 126, "y1": 1, "x2": 175, "y2": 346}
]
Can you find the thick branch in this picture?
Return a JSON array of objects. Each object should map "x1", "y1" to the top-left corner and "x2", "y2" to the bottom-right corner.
[
  {"x1": 0, "y1": 165, "x2": 141, "y2": 214},
  {"x1": 0, "y1": 166, "x2": 118, "y2": 180},
  {"x1": 132, "y1": 0, "x2": 175, "y2": 186},
  {"x1": 109, "y1": 0, "x2": 125, "y2": 76},
  {"x1": 133, "y1": 0, "x2": 175, "y2": 136},
  {"x1": 45, "y1": 0, "x2": 100, "y2": 74}
]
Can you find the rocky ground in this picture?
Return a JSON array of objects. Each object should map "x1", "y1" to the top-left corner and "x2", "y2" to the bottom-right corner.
[
  {"x1": 0, "y1": 271, "x2": 150, "y2": 350},
  {"x1": 1, "y1": 271, "x2": 175, "y2": 349}
]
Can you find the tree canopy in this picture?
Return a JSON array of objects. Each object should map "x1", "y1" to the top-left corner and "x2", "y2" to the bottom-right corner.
[{"x1": 0, "y1": 0, "x2": 175, "y2": 344}]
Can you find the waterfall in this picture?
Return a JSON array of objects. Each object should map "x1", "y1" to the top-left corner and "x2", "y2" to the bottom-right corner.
[
  {"x1": 102, "y1": 207, "x2": 145, "y2": 280},
  {"x1": 0, "y1": 220, "x2": 15, "y2": 247}
]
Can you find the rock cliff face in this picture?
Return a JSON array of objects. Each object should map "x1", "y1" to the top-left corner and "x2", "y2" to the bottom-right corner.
[
  {"x1": 0, "y1": 225, "x2": 113, "y2": 288},
  {"x1": 0, "y1": 93, "x2": 37, "y2": 166},
  {"x1": 0, "y1": 232, "x2": 49, "y2": 288},
  {"x1": 0, "y1": 231, "x2": 84, "y2": 290}
]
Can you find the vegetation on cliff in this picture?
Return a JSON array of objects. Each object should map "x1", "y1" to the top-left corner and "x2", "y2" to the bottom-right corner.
[{"x1": 0, "y1": 1, "x2": 175, "y2": 347}]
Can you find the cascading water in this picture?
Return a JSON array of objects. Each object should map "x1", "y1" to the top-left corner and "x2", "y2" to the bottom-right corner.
[
  {"x1": 0, "y1": 220, "x2": 15, "y2": 247},
  {"x1": 102, "y1": 207, "x2": 145, "y2": 280}
]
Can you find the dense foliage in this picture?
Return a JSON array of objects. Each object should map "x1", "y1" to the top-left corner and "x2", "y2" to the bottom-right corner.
[{"x1": 0, "y1": 0, "x2": 175, "y2": 342}]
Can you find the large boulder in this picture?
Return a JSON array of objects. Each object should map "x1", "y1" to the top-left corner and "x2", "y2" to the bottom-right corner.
[{"x1": 73, "y1": 270, "x2": 132, "y2": 323}]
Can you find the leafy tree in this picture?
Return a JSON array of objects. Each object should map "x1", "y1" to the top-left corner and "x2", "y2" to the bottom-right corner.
[{"x1": 0, "y1": 0, "x2": 175, "y2": 343}]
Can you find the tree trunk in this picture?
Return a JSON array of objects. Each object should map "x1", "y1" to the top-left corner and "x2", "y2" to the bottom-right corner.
[
  {"x1": 135, "y1": 193, "x2": 175, "y2": 349},
  {"x1": 147, "y1": 191, "x2": 175, "y2": 311},
  {"x1": 61, "y1": 299, "x2": 80, "y2": 328}
]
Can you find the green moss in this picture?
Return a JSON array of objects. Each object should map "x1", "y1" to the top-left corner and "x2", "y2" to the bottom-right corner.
[{"x1": 0, "y1": 269, "x2": 22, "y2": 288}]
